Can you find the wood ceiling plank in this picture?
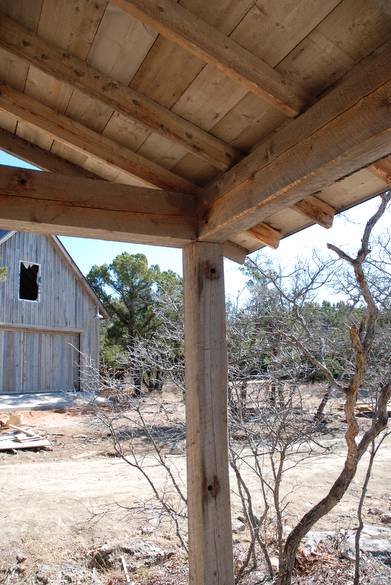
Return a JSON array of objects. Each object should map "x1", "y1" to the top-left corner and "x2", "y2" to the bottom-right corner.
[
  {"x1": 230, "y1": 0, "x2": 341, "y2": 66},
  {"x1": 0, "y1": 13, "x2": 240, "y2": 169},
  {"x1": 0, "y1": 127, "x2": 96, "y2": 177},
  {"x1": 0, "y1": 165, "x2": 197, "y2": 246},
  {"x1": 87, "y1": 2, "x2": 158, "y2": 84},
  {"x1": 0, "y1": 0, "x2": 42, "y2": 30},
  {"x1": 209, "y1": 0, "x2": 390, "y2": 152},
  {"x1": 113, "y1": 0, "x2": 307, "y2": 117},
  {"x1": 37, "y1": 0, "x2": 108, "y2": 59},
  {"x1": 0, "y1": 110, "x2": 16, "y2": 133},
  {"x1": 207, "y1": 39, "x2": 391, "y2": 202},
  {"x1": 16, "y1": 121, "x2": 53, "y2": 152},
  {"x1": 199, "y1": 77, "x2": 391, "y2": 241},
  {"x1": 0, "y1": 83, "x2": 200, "y2": 193}
]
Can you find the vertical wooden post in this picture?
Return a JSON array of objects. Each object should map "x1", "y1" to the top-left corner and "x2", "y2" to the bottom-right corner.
[{"x1": 183, "y1": 242, "x2": 234, "y2": 585}]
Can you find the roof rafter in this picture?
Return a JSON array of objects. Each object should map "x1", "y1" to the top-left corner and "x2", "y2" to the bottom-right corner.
[
  {"x1": 0, "y1": 82, "x2": 199, "y2": 193},
  {"x1": 199, "y1": 41, "x2": 391, "y2": 242},
  {"x1": 0, "y1": 165, "x2": 197, "y2": 245},
  {"x1": 292, "y1": 196, "x2": 335, "y2": 229},
  {"x1": 0, "y1": 12, "x2": 240, "y2": 171},
  {"x1": 112, "y1": 0, "x2": 307, "y2": 117}
]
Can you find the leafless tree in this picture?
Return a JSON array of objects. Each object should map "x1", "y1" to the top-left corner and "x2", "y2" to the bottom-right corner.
[{"x1": 277, "y1": 192, "x2": 391, "y2": 585}]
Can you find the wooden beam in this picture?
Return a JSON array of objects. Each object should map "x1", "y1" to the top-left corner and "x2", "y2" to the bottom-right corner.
[
  {"x1": 206, "y1": 40, "x2": 391, "y2": 203},
  {"x1": 292, "y1": 196, "x2": 335, "y2": 229},
  {"x1": 112, "y1": 0, "x2": 307, "y2": 117},
  {"x1": 369, "y1": 159, "x2": 391, "y2": 184},
  {"x1": 0, "y1": 165, "x2": 197, "y2": 246},
  {"x1": 199, "y1": 61, "x2": 391, "y2": 241},
  {"x1": 183, "y1": 242, "x2": 234, "y2": 585},
  {"x1": 0, "y1": 13, "x2": 240, "y2": 171},
  {"x1": 0, "y1": 129, "x2": 249, "y2": 263},
  {"x1": 0, "y1": 83, "x2": 199, "y2": 194},
  {"x1": 248, "y1": 223, "x2": 281, "y2": 249},
  {"x1": 0, "y1": 128, "x2": 98, "y2": 178}
]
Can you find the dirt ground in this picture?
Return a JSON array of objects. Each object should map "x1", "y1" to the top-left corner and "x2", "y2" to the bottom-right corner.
[{"x1": 1, "y1": 385, "x2": 391, "y2": 584}]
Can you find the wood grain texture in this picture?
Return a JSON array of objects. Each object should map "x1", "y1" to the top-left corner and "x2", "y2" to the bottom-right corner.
[
  {"x1": 369, "y1": 158, "x2": 391, "y2": 185},
  {"x1": 0, "y1": 83, "x2": 199, "y2": 193},
  {"x1": 292, "y1": 196, "x2": 335, "y2": 229},
  {"x1": 248, "y1": 223, "x2": 281, "y2": 249},
  {"x1": 112, "y1": 0, "x2": 307, "y2": 116},
  {"x1": 183, "y1": 242, "x2": 234, "y2": 585},
  {"x1": 0, "y1": 127, "x2": 97, "y2": 177},
  {"x1": 0, "y1": 165, "x2": 197, "y2": 245},
  {"x1": 200, "y1": 78, "x2": 391, "y2": 241},
  {"x1": 206, "y1": 39, "x2": 391, "y2": 202},
  {"x1": 0, "y1": 13, "x2": 240, "y2": 170}
]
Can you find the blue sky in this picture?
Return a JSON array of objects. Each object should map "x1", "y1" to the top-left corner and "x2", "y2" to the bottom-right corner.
[{"x1": 1, "y1": 150, "x2": 389, "y2": 300}]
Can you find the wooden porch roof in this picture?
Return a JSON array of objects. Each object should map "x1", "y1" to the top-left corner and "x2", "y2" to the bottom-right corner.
[{"x1": 0, "y1": 0, "x2": 390, "y2": 260}]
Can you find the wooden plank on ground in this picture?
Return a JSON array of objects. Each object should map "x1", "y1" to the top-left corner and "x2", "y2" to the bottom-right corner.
[
  {"x1": 0, "y1": 165, "x2": 197, "y2": 246},
  {"x1": 112, "y1": 0, "x2": 307, "y2": 117},
  {"x1": 0, "y1": 13, "x2": 241, "y2": 170},
  {"x1": 183, "y1": 241, "x2": 234, "y2": 585}
]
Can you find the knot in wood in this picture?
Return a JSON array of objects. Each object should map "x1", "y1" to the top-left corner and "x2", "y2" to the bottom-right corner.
[
  {"x1": 206, "y1": 475, "x2": 220, "y2": 499},
  {"x1": 204, "y1": 261, "x2": 220, "y2": 280}
]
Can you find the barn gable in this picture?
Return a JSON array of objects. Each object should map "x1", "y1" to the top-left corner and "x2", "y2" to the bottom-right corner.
[{"x1": 0, "y1": 231, "x2": 106, "y2": 394}]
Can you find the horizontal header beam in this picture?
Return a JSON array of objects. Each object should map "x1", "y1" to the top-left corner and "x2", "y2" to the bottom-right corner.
[
  {"x1": 112, "y1": 0, "x2": 307, "y2": 117},
  {"x1": 0, "y1": 165, "x2": 197, "y2": 246}
]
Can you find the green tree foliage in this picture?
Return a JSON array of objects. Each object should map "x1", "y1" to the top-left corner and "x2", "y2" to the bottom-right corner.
[
  {"x1": 0, "y1": 267, "x2": 7, "y2": 281},
  {"x1": 87, "y1": 252, "x2": 183, "y2": 391}
]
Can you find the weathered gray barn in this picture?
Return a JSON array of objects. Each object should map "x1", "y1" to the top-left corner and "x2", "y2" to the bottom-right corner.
[{"x1": 0, "y1": 230, "x2": 107, "y2": 394}]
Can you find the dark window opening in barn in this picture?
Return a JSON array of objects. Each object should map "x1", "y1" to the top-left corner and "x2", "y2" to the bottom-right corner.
[{"x1": 19, "y1": 262, "x2": 40, "y2": 301}]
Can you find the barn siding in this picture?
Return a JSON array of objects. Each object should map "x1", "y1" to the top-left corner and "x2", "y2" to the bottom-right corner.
[{"x1": 0, "y1": 232, "x2": 101, "y2": 393}]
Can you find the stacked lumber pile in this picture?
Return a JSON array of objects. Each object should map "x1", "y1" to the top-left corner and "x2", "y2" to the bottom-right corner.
[{"x1": 0, "y1": 414, "x2": 51, "y2": 451}]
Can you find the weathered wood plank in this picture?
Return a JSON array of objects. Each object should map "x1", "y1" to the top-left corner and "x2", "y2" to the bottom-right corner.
[
  {"x1": 0, "y1": 127, "x2": 97, "y2": 178},
  {"x1": 0, "y1": 13, "x2": 240, "y2": 170},
  {"x1": 292, "y1": 196, "x2": 335, "y2": 229},
  {"x1": 112, "y1": 0, "x2": 307, "y2": 117},
  {"x1": 200, "y1": 73, "x2": 391, "y2": 241},
  {"x1": 183, "y1": 241, "x2": 234, "y2": 585},
  {"x1": 206, "y1": 39, "x2": 391, "y2": 202},
  {"x1": 0, "y1": 165, "x2": 197, "y2": 245},
  {"x1": 0, "y1": 83, "x2": 199, "y2": 193}
]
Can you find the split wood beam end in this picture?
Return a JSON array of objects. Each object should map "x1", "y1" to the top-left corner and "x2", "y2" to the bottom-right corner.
[
  {"x1": 248, "y1": 223, "x2": 281, "y2": 249},
  {"x1": 292, "y1": 196, "x2": 335, "y2": 229},
  {"x1": 368, "y1": 159, "x2": 391, "y2": 185}
]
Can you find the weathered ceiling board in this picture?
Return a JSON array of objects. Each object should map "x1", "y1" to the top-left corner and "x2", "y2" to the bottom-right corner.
[
  {"x1": 16, "y1": 121, "x2": 53, "y2": 152},
  {"x1": 171, "y1": 0, "x2": 339, "y2": 149},
  {"x1": 278, "y1": 0, "x2": 391, "y2": 96},
  {"x1": 0, "y1": 0, "x2": 42, "y2": 30},
  {"x1": 127, "y1": 0, "x2": 256, "y2": 176},
  {"x1": 208, "y1": 0, "x2": 391, "y2": 151},
  {"x1": 87, "y1": 2, "x2": 158, "y2": 84}
]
